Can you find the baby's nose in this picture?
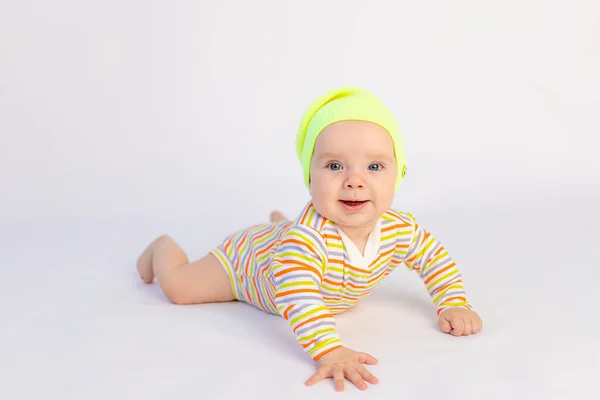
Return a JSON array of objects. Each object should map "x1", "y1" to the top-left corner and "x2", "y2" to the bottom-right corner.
[{"x1": 344, "y1": 174, "x2": 365, "y2": 188}]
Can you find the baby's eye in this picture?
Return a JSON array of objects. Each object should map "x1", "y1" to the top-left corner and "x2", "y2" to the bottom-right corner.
[
  {"x1": 328, "y1": 162, "x2": 342, "y2": 171},
  {"x1": 368, "y1": 163, "x2": 382, "y2": 171}
]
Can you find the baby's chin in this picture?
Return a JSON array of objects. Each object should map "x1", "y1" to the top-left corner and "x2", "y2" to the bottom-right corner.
[
  {"x1": 313, "y1": 200, "x2": 383, "y2": 226},
  {"x1": 328, "y1": 209, "x2": 381, "y2": 229}
]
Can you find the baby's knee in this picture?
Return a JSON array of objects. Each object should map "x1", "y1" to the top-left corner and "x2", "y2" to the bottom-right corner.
[
  {"x1": 155, "y1": 234, "x2": 173, "y2": 245},
  {"x1": 160, "y1": 278, "x2": 189, "y2": 305},
  {"x1": 158, "y1": 268, "x2": 199, "y2": 305}
]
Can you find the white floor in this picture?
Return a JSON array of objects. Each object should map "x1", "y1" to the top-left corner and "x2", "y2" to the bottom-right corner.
[
  {"x1": 1, "y1": 186, "x2": 598, "y2": 400},
  {"x1": 1, "y1": 0, "x2": 599, "y2": 398}
]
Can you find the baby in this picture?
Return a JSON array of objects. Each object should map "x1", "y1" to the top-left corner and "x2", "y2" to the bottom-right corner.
[{"x1": 136, "y1": 87, "x2": 482, "y2": 392}]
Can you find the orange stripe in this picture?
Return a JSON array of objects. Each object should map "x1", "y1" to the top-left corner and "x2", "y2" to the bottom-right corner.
[
  {"x1": 322, "y1": 294, "x2": 359, "y2": 302},
  {"x1": 280, "y1": 238, "x2": 319, "y2": 256},
  {"x1": 255, "y1": 224, "x2": 277, "y2": 240},
  {"x1": 405, "y1": 234, "x2": 427, "y2": 263},
  {"x1": 313, "y1": 344, "x2": 342, "y2": 361},
  {"x1": 383, "y1": 210, "x2": 409, "y2": 222},
  {"x1": 368, "y1": 267, "x2": 391, "y2": 284},
  {"x1": 323, "y1": 281, "x2": 363, "y2": 291},
  {"x1": 319, "y1": 218, "x2": 327, "y2": 230},
  {"x1": 273, "y1": 262, "x2": 321, "y2": 278},
  {"x1": 344, "y1": 262, "x2": 369, "y2": 274},
  {"x1": 283, "y1": 305, "x2": 293, "y2": 319},
  {"x1": 244, "y1": 250, "x2": 253, "y2": 276},
  {"x1": 264, "y1": 287, "x2": 277, "y2": 311},
  {"x1": 368, "y1": 248, "x2": 393, "y2": 268},
  {"x1": 299, "y1": 203, "x2": 313, "y2": 224},
  {"x1": 424, "y1": 262, "x2": 456, "y2": 285},
  {"x1": 301, "y1": 339, "x2": 317, "y2": 349},
  {"x1": 294, "y1": 313, "x2": 332, "y2": 333},
  {"x1": 328, "y1": 259, "x2": 369, "y2": 273},
  {"x1": 258, "y1": 244, "x2": 281, "y2": 275},
  {"x1": 234, "y1": 229, "x2": 252, "y2": 275},
  {"x1": 251, "y1": 279, "x2": 267, "y2": 311},
  {"x1": 223, "y1": 236, "x2": 233, "y2": 252},
  {"x1": 255, "y1": 238, "x2": 278, "y2": 260},
  {"x1": 381, "y1": 225, "x2": 396, "y2": 233},
  {"x1": 345, "y1": 281, "x2": 364, "y2": 289},
  {"x1": 237, "y1": 228, "x2": 252, "y2": 250},
  {"x1": 442, "y1": 296, "x2": 466, "y2": 303},
  {"x1": 426, "y1": 246, "x2": 445, "y2": 264},
  {"x1": 322, "y1": 277, "x2": 340, "y2": 286},
  {"x1": 432, "y1": 279, "x2": 463, "y2": 295},
  {"x1": 275, "y1": 287, "x2": 321, "y2": 299}
]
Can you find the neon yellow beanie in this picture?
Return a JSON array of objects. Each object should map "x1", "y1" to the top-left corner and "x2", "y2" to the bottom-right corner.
[{"x1": 296, "y1": 86, "x2": 407, "y2": 191}]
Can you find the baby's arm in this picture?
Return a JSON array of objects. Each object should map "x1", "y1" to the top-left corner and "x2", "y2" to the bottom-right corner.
[
  {"x1": 269, "y1": 225, "x2": 341, "y2": 360},
  {"x1": 269, "y1": 225, "x2": 379, "y2": 391},
  {"x1": 397, "y1": 212, "x2": 471, "y2": 313}
]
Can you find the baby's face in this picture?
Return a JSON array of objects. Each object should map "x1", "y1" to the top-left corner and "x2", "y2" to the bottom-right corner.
[{"x1": 309, "y1": 120, "x2": 397, "y2": 232}]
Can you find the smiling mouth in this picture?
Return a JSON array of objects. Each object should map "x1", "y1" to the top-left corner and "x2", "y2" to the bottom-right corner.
[{"x1": 340, "y1": 200, "x2": 368, "y2": 206}]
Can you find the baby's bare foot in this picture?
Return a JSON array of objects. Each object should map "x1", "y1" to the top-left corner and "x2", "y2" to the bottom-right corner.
[
  {"x1": 136, "y1": 241, "x2": 155, "y2": 283},
  {"x1": 270, "y1": 210, "x2": 287, "y2": 222}
]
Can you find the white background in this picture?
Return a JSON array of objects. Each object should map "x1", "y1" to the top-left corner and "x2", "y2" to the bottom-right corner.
[{"x1": 1, "y1": 1, "x2": 599, "y2": 399}]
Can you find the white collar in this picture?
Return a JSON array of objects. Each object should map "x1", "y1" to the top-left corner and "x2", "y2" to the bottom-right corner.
[{"x1": 335, "y1": 219, "x2": 381, "y2": 269}]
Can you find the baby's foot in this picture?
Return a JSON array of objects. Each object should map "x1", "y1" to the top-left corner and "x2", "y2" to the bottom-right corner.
[
  {"x1": 270, "y1": 210, "x2": 287, "y2": 222},
  {"x1": 136, "y1": 241, "x2": 155, "y2": 283}
]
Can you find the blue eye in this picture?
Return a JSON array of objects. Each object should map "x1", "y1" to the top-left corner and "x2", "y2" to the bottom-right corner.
[
  {"x1": 368, "y1": 163, "x2": 382, "y2": 171},
  {"x1": 328, "y1": 162, "x2": 342, "y2": 171}
]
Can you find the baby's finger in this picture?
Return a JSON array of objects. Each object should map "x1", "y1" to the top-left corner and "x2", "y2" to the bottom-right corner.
[
  {"x1": 305, "y1": 368, "x2": 329, "y2": 386},
  {"x1": 358, "y1": 365, "x2": 379, "y2": 385},
  {"x1": 451, "y1": 317, "x2": 465, "y2": 336},
  {"x1": 333, "y1": 366, "x2": 345, "y2": 392},
  {"x1": 345, "y1": 366, "x2": 367, "y2": 391},
  {"x1": 463, "y1": 319, "x2": 473, "y2": 335},
  {"x1": 439, "y1": 314, "x2": 452, "y2": 333},
  {"x1": 357, "y1": 352, "x2": 378, "y2": 365},
  {"x1": 473, "y1": 316, "x2": 483, "y2": 333}
]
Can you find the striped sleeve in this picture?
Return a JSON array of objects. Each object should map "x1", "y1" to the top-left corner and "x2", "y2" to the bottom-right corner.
[
  {"x1": 401, "y1": 213, "x2": 473, "y2": 315},
  {"x1": 268, "y1": 225, "x2": 342, "y2": 361}
]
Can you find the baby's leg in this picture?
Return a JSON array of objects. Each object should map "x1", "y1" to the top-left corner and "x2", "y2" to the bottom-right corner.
[
  {"x1": 270, "y1": 210, "x2": 287, "y2": 222},
  {"x1": 136, "y1": 235, "x2": 234, "y2": 305}
]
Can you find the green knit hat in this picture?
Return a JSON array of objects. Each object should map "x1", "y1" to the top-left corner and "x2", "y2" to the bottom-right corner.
[{"x1": 296, "y1": 86, "x2": 407, "y2": 191}]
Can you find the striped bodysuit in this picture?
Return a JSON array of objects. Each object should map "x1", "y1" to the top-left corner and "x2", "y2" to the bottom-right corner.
[{"x1": 210, "y1": 201, "x2": 472, "y2": 361}]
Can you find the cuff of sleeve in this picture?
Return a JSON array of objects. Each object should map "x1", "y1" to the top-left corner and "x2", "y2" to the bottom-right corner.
[
  {"x1": 437, "y1": 303, "x2": 473, "y2": 315},
  {"x1": 309, "y1": 337, "x2": 343, "y2": 361}
]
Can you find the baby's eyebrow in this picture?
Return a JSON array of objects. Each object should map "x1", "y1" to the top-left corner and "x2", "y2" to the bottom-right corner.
[
  {"x1": 315, "y1": 152, "x2": 341, "y2": 160},
  {"x1": 315, "y1": 152, "x2": 394, "y2": 161},
  {"x1": 369, "y1": 153, "x2": 395, "y2": 161}
]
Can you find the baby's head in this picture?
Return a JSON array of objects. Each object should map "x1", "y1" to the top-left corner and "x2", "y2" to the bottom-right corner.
[{"x1": 296, "y1": 87, "x2": 406, "y2": 230}]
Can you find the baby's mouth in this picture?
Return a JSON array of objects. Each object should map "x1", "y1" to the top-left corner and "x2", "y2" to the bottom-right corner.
[{"x1": 340, "y1": 200, "x2": 368, "y2": 206}]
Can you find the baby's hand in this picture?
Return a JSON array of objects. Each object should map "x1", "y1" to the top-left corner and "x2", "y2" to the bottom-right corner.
[
  {"x1": 305, "y1": 346, "x2": 379, "y2": 392},
  {"x1": 439, "y1": 308, "x2": 483, "y2": 336}
]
